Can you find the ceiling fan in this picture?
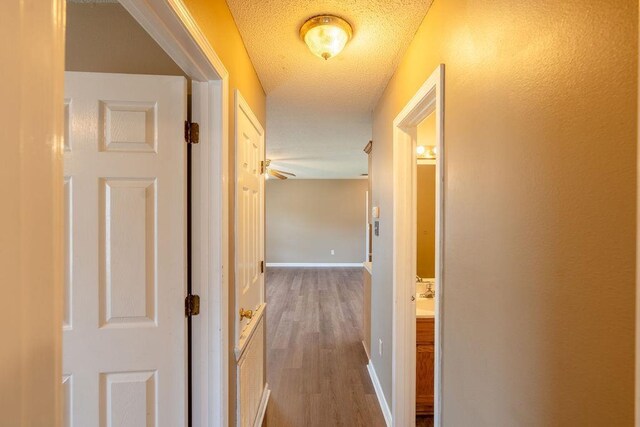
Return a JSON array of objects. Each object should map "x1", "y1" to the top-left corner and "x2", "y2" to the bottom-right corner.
[{"x1": 265, "y1": 159, "x2": 296, "y2": 180}]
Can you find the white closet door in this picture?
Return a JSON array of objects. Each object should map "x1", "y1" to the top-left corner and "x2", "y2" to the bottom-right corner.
[
  {"x1": 235, "y1": 93, "x2": 265, "y2": 339},
  {"x1": 234, "y1": 92, "x2": 266, "y2": 427},
  {"x1": 63, "y1": 72, "x2": 187, "y2": 427}
]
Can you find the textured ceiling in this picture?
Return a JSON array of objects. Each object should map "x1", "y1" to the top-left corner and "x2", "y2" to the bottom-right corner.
[
  {"x1": 67, "y1": 0, "x2": 118, "y2": 3},
  {"x1": 227, "y1": 0, "x2": 433, "y2": 178}
]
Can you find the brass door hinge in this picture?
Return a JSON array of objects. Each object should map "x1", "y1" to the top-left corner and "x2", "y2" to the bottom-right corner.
[
  {"x1": 185, "y1": 294, "x2": 200, "y2": 317},
  {"x1": 184, "y1": 121, "x2": 200, "y2": 144},
  {"x1": 260, "y1": 260, "x2": 265, "y2": 273},
  {"x1": 260, "y1": 160, "x2": 265, "y2": 174},
  {"x1": 239, "y1": 308, "x2": 254, "y2": 321}
]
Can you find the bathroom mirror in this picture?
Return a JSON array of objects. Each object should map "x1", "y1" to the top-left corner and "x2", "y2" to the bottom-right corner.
[{"x1": 416, "y1": 112, "x2": 436, "y2": 280}]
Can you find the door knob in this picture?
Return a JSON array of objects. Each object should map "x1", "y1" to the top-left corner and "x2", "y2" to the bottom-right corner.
[{"x1": 239, "y1": 308, "x2": 253, "y2": 321}]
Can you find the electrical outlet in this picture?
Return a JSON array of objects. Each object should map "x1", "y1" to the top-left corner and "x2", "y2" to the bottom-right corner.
[
  {"x1": 378, "y1": 339, "x2": 383, "y2": 356},
  {"x1": 331, "y1": 249, "x2": 335, "y2": 255}
]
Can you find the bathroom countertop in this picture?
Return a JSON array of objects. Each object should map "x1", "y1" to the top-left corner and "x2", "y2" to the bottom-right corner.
[{"x1": 416, "y1": 297, "x2": 435, "y2": 318}]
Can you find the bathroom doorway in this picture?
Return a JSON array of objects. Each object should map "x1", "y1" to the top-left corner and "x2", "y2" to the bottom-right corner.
[
  {"x1": 391, "y1": 64, "x2": 444, "y2": 427},
  {"x1": 415, "y1": 117, "x2": 437, "y2": 425}
]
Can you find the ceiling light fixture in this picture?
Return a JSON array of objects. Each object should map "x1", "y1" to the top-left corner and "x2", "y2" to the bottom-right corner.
[
  {"x1": 300, "y1": 15, "x2": 353, "y2": 60},
  {"x1": 417, "y1": 145, "x2": 437, "y2": 159}
]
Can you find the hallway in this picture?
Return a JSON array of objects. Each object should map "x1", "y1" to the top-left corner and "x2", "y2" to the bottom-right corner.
[{"x1": 265, "y1": 267, "x2": 386, "y2": 426}]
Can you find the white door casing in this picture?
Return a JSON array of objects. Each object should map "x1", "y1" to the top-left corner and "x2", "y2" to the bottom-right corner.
[
  {"x1": 63, "y1": 72, "x2": 187, "y2": 427},
  {"x1": 392, "y1": 65, "x2": 444, "y2": 427},
  {"x1": 117, "y1": 1, "x2": 233, "y2": 424}
]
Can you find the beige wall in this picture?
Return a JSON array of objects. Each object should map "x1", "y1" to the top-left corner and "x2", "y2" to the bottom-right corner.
[
  {"x1": 371, "y1": 0, "x2": 637, "y2": 424},
  {"x1": 266, "y1": 179, "x2": 368, "y2": 264},
  {"x1": 417, "y1": 165, "x2": 436, "y2": 278},
  {"x1": 66, "y1": 3, "x2": 185, "y2": 76},
  {"x1": 181, "y1": 2, "x2": 266, "y2": 425}
]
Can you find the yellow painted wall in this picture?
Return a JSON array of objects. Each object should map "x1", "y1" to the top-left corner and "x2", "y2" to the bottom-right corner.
[
  {"x1": 184, "y1": 0, "x2": 266, "y2": 123},
  {"x1": 371, "y1": 0, "x2": 637, "y2": 424},
  {"x1": 181, "y1": 1, "x2": 266, "y2": 424},
  {"x1": 417, "y1": 112, "x2": 436, "y2": 148}
]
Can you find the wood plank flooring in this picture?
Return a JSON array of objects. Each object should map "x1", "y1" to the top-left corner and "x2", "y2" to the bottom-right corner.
[{"x1": 265, "y1": 267, "x2": 386, "y2": 427}]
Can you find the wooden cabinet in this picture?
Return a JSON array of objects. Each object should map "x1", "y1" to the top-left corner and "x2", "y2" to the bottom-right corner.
[
  {"x1": 362, "y1": 267, "x2": 372, "y2": 360},
  {"x1": 416, "y1": 318, "x2": 434, "y2": 415}
]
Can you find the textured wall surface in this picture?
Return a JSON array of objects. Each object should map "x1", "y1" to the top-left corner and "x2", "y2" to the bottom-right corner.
[
  {"x1": 266, "y1": 179, "x2": 368, "y2": 264},
  {"x1": 226, "y1": 0, "x2": 433, "y2": 178},
  {"x1": 371, "y1": 0, "x2": 637, "y2": 424}
]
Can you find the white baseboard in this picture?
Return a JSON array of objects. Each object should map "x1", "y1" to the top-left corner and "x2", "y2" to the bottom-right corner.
[
  {"x1": 266, "y1": 262, "x2": 364, "y2": 268},
  {"x1": 367, "y1": 362, "x2": 392, "y2": 427},
  {"x1": 253, "y1": 383, "x2": 270, "y2": 427}
]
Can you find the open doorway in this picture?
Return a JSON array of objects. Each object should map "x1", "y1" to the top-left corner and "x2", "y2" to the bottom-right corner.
[
  {"x1": 415, "y1": 113, "x2": 437, "y2": 426},
  {"x1": 392, "y1": 65, "x2": 444, "y2": 427},
  {"x1": 263, "y1": 176, "x2": 377, "y2": 424},
  {"x1": 62, "y1": 1, "x2": 229, "y2": 425}
]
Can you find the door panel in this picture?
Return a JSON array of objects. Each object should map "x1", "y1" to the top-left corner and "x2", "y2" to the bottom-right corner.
[
  {"x1": 100, "y1": 178, "x2": 157, "y2": 327},
  {"x1": 63, "y1": 72, "x2": 186, "y2": 427},
  {"x1": 235, "y1": 95, "x2": 265, "y2": 336},
  {"x1": 234, "y1": 92, "x2": 266, "y2": 426}
]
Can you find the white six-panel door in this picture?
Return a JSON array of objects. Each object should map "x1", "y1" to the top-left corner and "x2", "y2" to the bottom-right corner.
[
  {"x1": 234, "y1": 91, "x2": 267, "y2": 427},
  {"x1": 63, "y1": 72, "x2": 187, "y2": 427},
  {"x1": 235, "y1": 93, "x2": 265, "y2": 336}
]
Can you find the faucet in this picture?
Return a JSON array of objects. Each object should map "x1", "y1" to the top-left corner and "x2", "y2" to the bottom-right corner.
[{"x1": 418, "y1": 280, "x2": 435, "y2": 299}]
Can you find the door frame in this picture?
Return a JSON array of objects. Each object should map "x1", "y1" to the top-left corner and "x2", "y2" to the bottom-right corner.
[
  {"x1": 391, "y1": 64, "x2": 444, "y2": 427},
  {"x1": 118, "y1": 1, "x2": 230, "y2": 425}
]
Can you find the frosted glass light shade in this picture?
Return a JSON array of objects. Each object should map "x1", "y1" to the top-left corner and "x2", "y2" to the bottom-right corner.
[
  {"x1": 417, "y1": 145, "x2": 437, "y2": 159},
  {"x1": 300, "y1": 15, "x2": 353, "y2": 60}
]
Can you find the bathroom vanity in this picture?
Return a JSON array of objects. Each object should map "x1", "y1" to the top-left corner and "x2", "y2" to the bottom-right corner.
[{"x1": 416, "y1": 294, "x2": 435, "y2": 415}]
